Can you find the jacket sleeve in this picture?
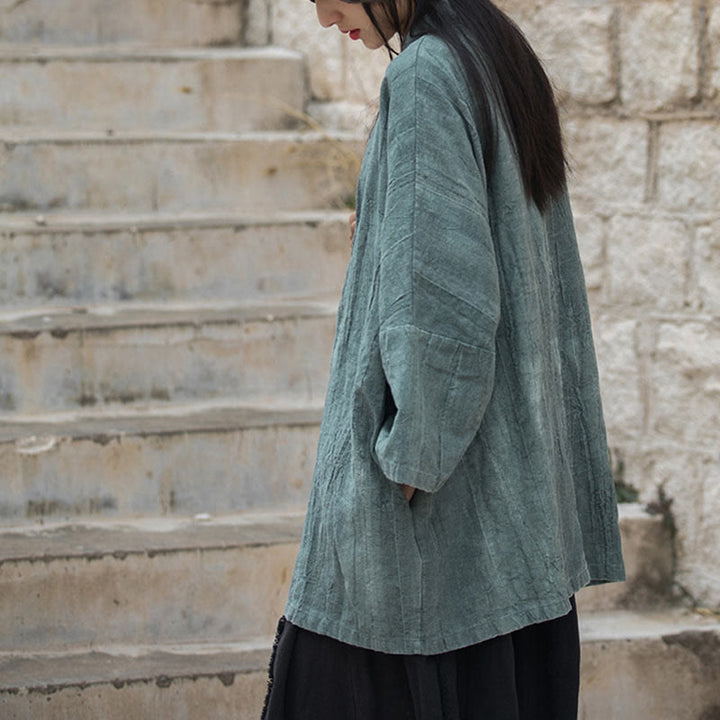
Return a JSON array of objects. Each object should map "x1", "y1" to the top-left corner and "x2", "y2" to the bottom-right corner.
[{"x1": 373, "y1": 42, "x2": 501, "y2": 494}]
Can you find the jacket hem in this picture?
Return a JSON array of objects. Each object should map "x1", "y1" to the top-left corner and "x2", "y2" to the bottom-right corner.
[{"x1": 285, "y1": 566, "x2": 599, "y2": 656}]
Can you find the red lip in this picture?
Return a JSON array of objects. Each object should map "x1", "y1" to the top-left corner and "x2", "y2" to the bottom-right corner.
[{"x1": 349, "y1": 28, "x2": 361, "y2": 40}]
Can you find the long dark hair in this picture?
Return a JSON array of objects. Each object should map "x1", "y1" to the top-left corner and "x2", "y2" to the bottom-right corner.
[{"x1": 360, "y1": 0, "x2": 567, "y2": 212}]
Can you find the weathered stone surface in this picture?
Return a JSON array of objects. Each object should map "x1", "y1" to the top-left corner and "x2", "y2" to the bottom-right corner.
[
  {"x1": 706, "y1": 2, "x2": 720, "y2": 101},
  {"x1": 619, "y1": 2, "x2": 699, "y2": 110},
  {"x1": 0, "y1": 302, "x2": 336, "y2": 412},
  {"x1": 272, "y1": 0, "x2": 345, "y2": 101},
  {"x1": 307, "y1": 100, "x2": 378, "y2": 134},
  {"x1": 245, "y1": 0, "x2": 271, "y2": 46},
  {"x1": 613, "y1": 444, "x2": 664, "y2": 503},
  {"x1": 0, "y1": 402, "x2": 322, "y2": 522},
  {"x1": 0, "y1": 668, "x2": 268, "y2": 720},
  {"x1": 616, "y1": 444, "x2": 720, "y2": 609},
  {"x1": 695, "y1": 472, "x2": 720, "y2": 605},
  {"x1": 268, "y1": 0, "x2": 388, "y2": 105},
  {"x1": 650, "y1": 319, "x2": 720, "y2": 448},
  {"x1": 563, "y1": 118, "x2": 647, "y2": 206},
  {"x1": 0, "y1": 0, "x2": 243, "y2": 46},
  {"x1": 503, "y1": 3, "x2": 616, "y2": 105},
  {"x1": 577, "y1": 504, "x2": 674, "y2": 613},
  {"x1": 0, "y1": 505, "x2": 693, "y2": 658},
  {"x1": 606, "y1": 214, "x2": 689, "y2": 310},
  {"x1": 0, "y1": 514, "x2": 303, "y2": 651},
  {"x1": 0, "y1": 132, "x2": 363, "y2": 214},
  {"x1": 657, "y1": 121, "x2": 720, "y2": 212},
  {"x1": 580, "y1": 612, "x2": 720, "y2": 720},
  {"x1": 694, "y1": 220, "x2": 720, "y2": 314},
  {"x1": 652, "y1": 448, "x2": 720, "y2": 608},
  {"x1": 343, "y1": 40, "x2": 390, "y2": 104},
  {"x1": 0, "y1": 48, "x2": 305, "y2": 132},
  {"x1": 0, "y1": 212, "x2": 351, "y2": 306},
  {"x1": 4, "y1": 611, "x2": 720, "y2": 720},
  {"x1": 573, "y1": 213, "x2": 605, "y2": 291},
  {"x1": 593, "y1": 317, "x2": 644, "y2": 443},
  {"x1": 0, "y1": 646, "x2": 269, "y2": 720}
]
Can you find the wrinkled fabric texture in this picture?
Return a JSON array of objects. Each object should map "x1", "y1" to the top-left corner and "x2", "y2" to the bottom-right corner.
[
  {"x1": 285, "y1": 34, "x2": 625, "y2": 655},
  {"x1": 262, "y1": 599, "x2": 580, "y2": 720}
]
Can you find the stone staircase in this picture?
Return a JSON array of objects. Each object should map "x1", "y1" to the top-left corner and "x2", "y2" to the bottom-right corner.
[
  {"x1": 0, "y1": 2, "x2": 352, "y2": 718},
  {"x1": 1, "y1": 2, "x2": 719, "y2": 719}
]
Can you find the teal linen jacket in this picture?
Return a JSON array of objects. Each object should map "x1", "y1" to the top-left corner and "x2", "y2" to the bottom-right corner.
[{"x1": 285, "y1": 34, "x2": 625, "y2": 655}]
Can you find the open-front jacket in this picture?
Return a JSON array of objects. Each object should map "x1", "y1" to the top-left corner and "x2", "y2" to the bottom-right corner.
[{"x1": 285, "y1": 33, "x2": 625, "y2": 655}]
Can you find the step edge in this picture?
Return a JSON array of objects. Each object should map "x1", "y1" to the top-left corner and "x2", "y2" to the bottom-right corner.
[
  {"x1": 0, "y1": 128, "x2": 364, "y2": 144},
  {"x1": 579, "y1": 608, "x2": 720, "y2": 643},
  {"x1": 0, "y1": 209, "x2": 351, "y2": 233},
  {"x1": 0, "y1": 45, "x2": 304, "y2": 62},
  {"x1": 0, "y1": 639, "x2": 274, "y2": 693},
  {"x1": 0, "y1": 509, "x2": 306, "y2": 565},
  {"x1": 4, "y1": 612, "x2": 720, "y2": 694},
  {"x1": 0, "y1": 397, "x2": 325, "y2": 443},
  {"x1": 0, "y1": 297, "x2": 339, "y2": 334}
]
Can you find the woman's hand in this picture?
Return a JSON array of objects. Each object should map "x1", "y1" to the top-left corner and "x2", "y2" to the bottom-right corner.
[
  {"x1": 401, "y1": 484, "x2": 416, "y2": 502},
  {"x1": 349, "y1": 211, "x2": 356, "y2": 247}
]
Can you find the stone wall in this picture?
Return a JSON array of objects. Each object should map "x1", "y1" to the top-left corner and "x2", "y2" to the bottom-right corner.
[{"x1": 247, "y1": 0, "x2": 720, "y2": 610}]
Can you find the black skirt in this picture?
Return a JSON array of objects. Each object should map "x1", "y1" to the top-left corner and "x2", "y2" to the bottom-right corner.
[{"x1": 261, "y1": 597, "x2": 579, "y2": 720}]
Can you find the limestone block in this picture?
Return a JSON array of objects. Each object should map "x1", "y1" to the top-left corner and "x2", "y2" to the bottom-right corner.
[
  {"x1": 245, "y1": 0, "x2": 271, "y2": 46},
  {"x1": 343, "y1": 40, "x2": 390, "y2": 104},
  {"x1": 593, "y1": 317, "x2": 644, "y2": 442},
  {"x1": 0, "y1": 307, "x2": 337, "y2": 412},
  {"x1": 501, "y1": 3, "x2": 616, "y2": 105},
  {"x1": 616, "y1": 445, "x2": 658, "y2": 502},
  {"x1": 649, "y1": 320, "x2": 720, "y2": 448},
  {"x1": 657, "y1": 122, "x2": 720, "y2": 212},
  {"x1": 619, "y1": 2, "x2": 699, "y2": 111},
  {"x1": 695, "y1": 473, "x2": 720, "y2": 605},
  {"x1": 0, "y1": 49, "x2": 306, "y2": 133},
  {"x1": 307, "y1": 100, "x2": 378, "y2": 134},
  {"x1": 0, "y1": 522, "x2": 301, "y2": 649},
  {"x1": 0, "y1": 669, "x2": 268, "y2": 720},
  {"x1": 631, "y1": 447, "x2": 720, "y2": 609},
  {"x1": 695, "y1": 220, "x2": 720, "y2": 314},
  {"x1": 0, "y1": 418, "x2": 321, "y2": 521},
  {"x1": 493, "y1": 0, "x2": 527, "y2": 17},
  {"x1": 563, "y1": 118, "x2": 647, "y2": 206},
  {"x1": 577, "y1": 505, "x2": 674, "y2": 612},
  {"x1": 606, "y1": 214, "x2": 689, "y2": 310},
  {"x1": 0, "y1": 214, "x2": 350, "y2": 306},
  {"x1": 0, "y1": 133, "x2": 363, "y2": 215},
  {"x1": 580, "y1": 618, "x2": 720, "y2": 720},
  {"x1": 271, "y1": 0, "x2": 345, "y2": 101},
  {"x1": 0, "y1": 0, "x2": 243, "y2": 46},
  {"x1": 708, "y1": 3, "x2": 720, "y2": 101},
  {"x1": 572, "y1": 212, "x2": 605, "y2": 291}
]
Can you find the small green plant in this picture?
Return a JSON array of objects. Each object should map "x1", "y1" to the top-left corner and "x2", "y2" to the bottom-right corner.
[
  {"x1": 610, "y1": 448, "x2": 640, "y2": 503},
  {"x1": 615, "y1": 479, "x2": 640, "y2": 504},
  {"x1": 646, "y1": 486, "x2": 676, "y2": 536}
]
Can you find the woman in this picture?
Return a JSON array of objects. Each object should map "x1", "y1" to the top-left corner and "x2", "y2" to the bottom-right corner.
[{"x1": 262, "y1": 0, "x2": 625, "y2": 717}]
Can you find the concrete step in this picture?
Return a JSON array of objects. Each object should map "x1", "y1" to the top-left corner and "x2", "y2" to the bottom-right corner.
[
  {"x1": 0, "y1": 641, "x2": 271, "y2": 720},
  {"x1": 576, "y1": 503, "x2": 674, "y2": 612},
  {"x1": 0, "y1": 0, "x2": 243, "y2": 47},
  {"x1": 579, "y1": 609, "x2": 720, "y2": 719},
  {"x1": 0, "y1": 511, "x2": 304, "y2": 652},
  {"x1": 0, "y1": 506, "x2": 674, "y2": 651},
  {"x1": 0, "y1": 210, "x2": 351, "y2": 307},
  {"x1": 1, "y1": 611, "x2": 719, "y2": 719},
  {"x1": 0, "y1": 130, "x2": 363, "y2": 214},
  {"x1": 0, "y1": 399, "x2": 322, "y2": 523},
  {"x1": 0, "y1": 299, "x2": 336, "y2": 413},
  {"x1": 0, "y1": 46, "x2": 305, "y2": 132}
]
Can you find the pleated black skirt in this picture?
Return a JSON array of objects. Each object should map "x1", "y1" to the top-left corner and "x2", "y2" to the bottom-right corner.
[{"x1": 261, "y1": 597, "x2": 580, "y2": 720}]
